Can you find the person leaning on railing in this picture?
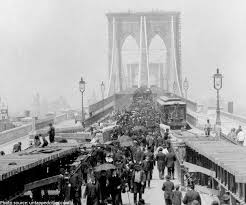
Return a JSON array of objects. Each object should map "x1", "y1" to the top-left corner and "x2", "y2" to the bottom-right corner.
[
  {"x1": 182, "y1": 184, "x2": 201, "y2": 205},
  {"x1": 227, "y1": 128, "x2": 236, "y2": 141},
  {"x1": 237, "y1": 130, "x2": 245, "y2": 145}
]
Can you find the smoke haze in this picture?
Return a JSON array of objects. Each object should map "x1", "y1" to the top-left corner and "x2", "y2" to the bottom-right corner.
[{"x1": 0, "y1": 0, "x2": 245, "y2": 115}]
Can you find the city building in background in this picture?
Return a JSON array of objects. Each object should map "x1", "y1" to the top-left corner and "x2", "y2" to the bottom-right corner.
[{"x1": 0, "y1": 98, "x2": 15, "y2": 131}]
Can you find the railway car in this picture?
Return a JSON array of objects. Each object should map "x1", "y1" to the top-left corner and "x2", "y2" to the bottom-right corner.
[{"x1": 156, "y1": 96, "x2": 188, "y2": 129}]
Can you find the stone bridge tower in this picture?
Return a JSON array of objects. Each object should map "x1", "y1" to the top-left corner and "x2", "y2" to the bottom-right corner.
[{"x1": 107, "y1": 11, "x2": 182, "y2": 96}]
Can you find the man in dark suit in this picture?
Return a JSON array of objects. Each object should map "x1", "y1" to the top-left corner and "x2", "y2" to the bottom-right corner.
[
  {"x1": 145, "y1": 147, "x2": 154, "y2": 161},
  {"x1": 166, "y1": 148, "x2": 176, "y2": 179},
  {"x1": 146, "y1": 135, "x2": 154, "y2": 152},
  {"x1": 183, "y1": 185, "x2": 201, "y2": 205},
  {"x1": 108, "y1": 170, "x2": 122, "y2": 205},
  {"x1": 142, "y1": 156, "x2": 154, "y2": 188},
  {"x1": 96, "y1": 147, "x2": 106, "y2": 164},
  {"x1": 156, "y1": 148, "x2": 166, "y2": 179},
  {"x1": 57, "y1": 168, "x2": 66, "y2": 201},
  {"x1": 162, "y1": 175, "x2": 174, "y2": 205},
  {"x1": 98, "y1": 170, "x2": 108, "y2": 203},
  {"x1": 48, "y1": 123, "x2": 55, "y2": 143},
  {"x1": 144, "y1": 147, "x2": 154, "y2": 180},
  {"x1": 135, "y1": 147, "x2": 144, "y2": 163},
  {"x1": 83, "y1": 175, "x2": 102, "y2": 205},
  {"x1": 131, "y1": 164, "x2": 146, "y2": 205},
  {"x1": 157, "y1": 135, "x2": 164, "y2": 147},
  {"x1": 69, "y1": 167, "x2": 83, "y2": 205}
]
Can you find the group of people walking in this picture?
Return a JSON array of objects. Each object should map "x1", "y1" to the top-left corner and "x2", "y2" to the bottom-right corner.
[
  {"x1": 56, "y1": 93, "x2": 179, "y2": 205},
  {"x1": 58, "y1": 141, "x2": 155, "y2": 205},
  {"x1": 57, "y1": 89, "x2": 212, "y2": 205}
]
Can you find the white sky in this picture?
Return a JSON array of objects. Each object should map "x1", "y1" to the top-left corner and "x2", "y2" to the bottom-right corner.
[{"x1": 0, "y1": 0, "x2": 246, "y2": 113}]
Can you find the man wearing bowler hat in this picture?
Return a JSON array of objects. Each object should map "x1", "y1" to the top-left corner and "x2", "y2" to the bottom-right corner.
[
  {"x1": 183, "y1": 184, "x2": 201, "y2": 205},
  {"x1": 162, "y1": 175, "x2": 174, "y2": 205},
  {"x1": 221, "y1": 191, "x2": 230, "y2": 205}
]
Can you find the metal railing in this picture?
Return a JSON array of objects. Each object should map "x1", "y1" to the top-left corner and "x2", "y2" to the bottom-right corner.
[
  {"x1": 89, "y1": 95, "x2": 114, "y2": 113},
  {"x1": 84, "y1": 107, "x2": 113, "y2": 127},
  {"x1": 0, "y1": 124, "x2": 32, "y2": 144},
  {"x1": 221, "y1": 111, "x2": 246, "y2": 124},
  {"x1": 186, "y1": 113, "x2": 198, "y2": 127}
]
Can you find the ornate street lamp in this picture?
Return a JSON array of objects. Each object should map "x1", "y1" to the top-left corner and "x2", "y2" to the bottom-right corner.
[
  {"x1": 183, "y1": 77, "x2": 189, "y2": 99},
  {"x1": 173, "y1": 81, "x2": 177, "y2": 95},
  {"x1": 213, "y1": 68, "x2": 223, "y2": 126},
  {"x1": 101, "y1": 81, "x2": 105, "y2": 114},
  {"x1": 79, "y1": 77, "x2": 86, "y2": 125}
]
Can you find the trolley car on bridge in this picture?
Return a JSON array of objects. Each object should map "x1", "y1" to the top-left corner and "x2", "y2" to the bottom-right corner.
[{"x1": 156, "y1": 96, "x2": 187, "y2": 129}]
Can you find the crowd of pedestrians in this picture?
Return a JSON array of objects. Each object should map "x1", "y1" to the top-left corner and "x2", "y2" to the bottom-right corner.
[
  {"x1": 227, "y1": 125, "x2": 246, "y2": 145},
  {"x1": 46, "y1": 89, "x2": 229, "y2": 205},
  {"x1": 1, "y1": 88, "x2": 230, "y2": 205},
  {"x1": 56, "y1": 91, "x2": 182, "y2": 205}
]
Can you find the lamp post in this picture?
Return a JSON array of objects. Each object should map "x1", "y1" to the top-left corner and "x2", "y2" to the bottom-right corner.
[
  {"x1": 79, "y1": 77, "x2": 86, "y2": 126},
  {"x1": 173, "y1": 81, "x2": 177, "y2": 95},
  {"x1": 213, "y1": 68, "x2": 223, "y2": 126},
  {"x1": 101, "y1": 81, "x2": 105, "y2": 114},
  {"x1": 183, "y1": 77, "x2": 189, "y2": 99}
]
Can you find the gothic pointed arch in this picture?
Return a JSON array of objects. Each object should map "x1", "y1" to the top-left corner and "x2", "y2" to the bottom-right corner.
[
  {"x1": 121, "y1": 35, "x2": 139, "y2": 88},
  {"x1": 107, "y1": 12, "x2": 181, "y2": 96},
  {"x1": 148, "y1": 34, "x2": 167, "y2": 88}
]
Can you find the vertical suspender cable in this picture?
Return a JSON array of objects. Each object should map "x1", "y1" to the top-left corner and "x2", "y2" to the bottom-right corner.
[
  {"x1": 138, "y1": 16, "x2": 143, "y2": 88},
  {"x1": 107, "y1": 17, "x2": 116, "y2": 97},
  {"x1": 144, "y1": 16, "x2": 150, "y2": 88},
  {"x1": 171, "y1": 16, "x2": 181, "y2": 96}
]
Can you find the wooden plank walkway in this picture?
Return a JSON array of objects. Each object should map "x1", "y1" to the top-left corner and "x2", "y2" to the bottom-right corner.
[{"x1": 0, "y1": 143, "x2": 79, "y2": 181}]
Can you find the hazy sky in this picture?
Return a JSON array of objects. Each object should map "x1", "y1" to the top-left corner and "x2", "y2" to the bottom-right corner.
[{"x1": 0, "y1": 0, "x2": 246, "y2": 113}]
